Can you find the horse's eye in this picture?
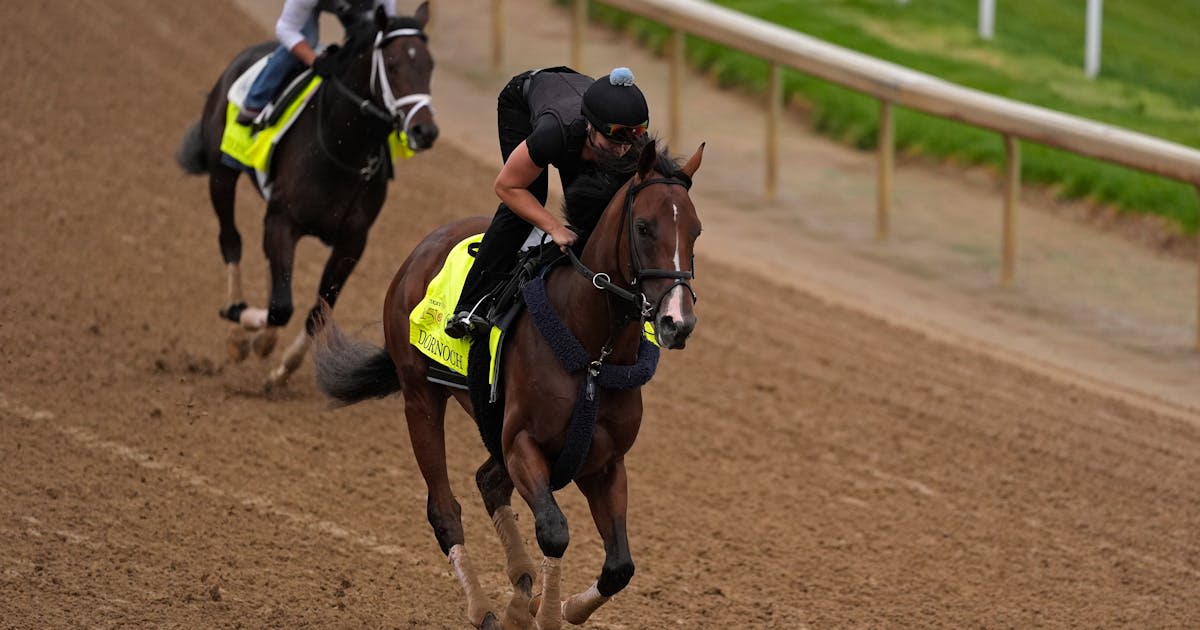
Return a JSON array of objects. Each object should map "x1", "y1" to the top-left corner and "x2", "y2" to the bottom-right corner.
[{"x1": 636, "y1": 221, "x2": 651, "y2": 237}]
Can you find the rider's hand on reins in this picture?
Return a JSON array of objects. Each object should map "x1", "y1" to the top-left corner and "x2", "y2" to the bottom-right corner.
[{"x1": 551, "y1": 224, "x2": 578, "y2": 252}]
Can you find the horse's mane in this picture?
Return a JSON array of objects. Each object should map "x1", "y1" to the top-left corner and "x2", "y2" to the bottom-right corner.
[{"x1": 563, "y1": 136, "x2": 683, "y2": 243}]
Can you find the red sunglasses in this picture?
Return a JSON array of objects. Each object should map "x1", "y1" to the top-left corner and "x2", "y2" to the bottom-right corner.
[{"x1": 599, "y1": 121, "x2": 648, "y2": 143}]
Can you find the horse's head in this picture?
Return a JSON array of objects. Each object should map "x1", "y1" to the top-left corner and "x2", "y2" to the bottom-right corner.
[
  {"x1": 595, "y1": 140, "x2": 704, "y2": 350},
  {"x1": 340, "y1": 3, "x2": 438, "y2": 151}
]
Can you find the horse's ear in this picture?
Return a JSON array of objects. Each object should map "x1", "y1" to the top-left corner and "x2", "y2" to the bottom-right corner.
[
  {"x1": 414, "y1": 1, "x2": 430, "y2": 29},
  {"x1": 374, "y1": 5, "x2": 388, "y2": 31},
  {"x1": 637, "y1": 138, "x2": 658, "y2": 179},
  {"x1": 681, "y1": 142, "x2": 705, "y2": 179}
]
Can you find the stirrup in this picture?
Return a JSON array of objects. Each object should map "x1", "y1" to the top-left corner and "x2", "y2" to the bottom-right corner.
[{"x1": 235, "y1": 107, "x2": 262, "y2": 126}]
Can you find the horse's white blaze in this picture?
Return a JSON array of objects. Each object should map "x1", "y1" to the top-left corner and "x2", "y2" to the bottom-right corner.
[{"x1": 659, "y1": 202, "x2": 687, "y2": 325}]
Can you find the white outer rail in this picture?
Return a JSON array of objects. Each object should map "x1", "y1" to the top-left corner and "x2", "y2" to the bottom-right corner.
[{"x1": 486, "y1": 0, "x2": 1200, "y2": 349}]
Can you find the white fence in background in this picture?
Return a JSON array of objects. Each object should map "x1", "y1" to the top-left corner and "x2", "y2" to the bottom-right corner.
[{"x1": 478, "y1": 0, "x2": 1200, "y2": 350}]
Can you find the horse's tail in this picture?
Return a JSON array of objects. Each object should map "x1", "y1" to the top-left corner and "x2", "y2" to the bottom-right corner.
[
  {"x1": 311, "y1": 304, "x2": 401, "y2": 406},
  {"x1": 175, "y1": 119, "x2": 208, "y2": 175}
]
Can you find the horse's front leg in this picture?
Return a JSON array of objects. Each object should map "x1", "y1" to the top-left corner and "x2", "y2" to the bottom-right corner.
[
  {"x1": 265, "y1": 223, "x2": 366, "y2": 388},
  {"x1": 562, "y1": 461, "x2": 632, "y2": 625},
  {"x1": 508, "y1": 432, "x2": 569, "y2": 630},
  {"x1": 476, "y1": 457, "x2": 538, "y2": 629},
  {"x1": 256, "y1": 211, "x2": 300, "y2": 387}
]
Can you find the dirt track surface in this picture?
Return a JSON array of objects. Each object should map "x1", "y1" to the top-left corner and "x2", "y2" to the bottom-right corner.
[{"x1": 2, "y1": 1, "x2": 1199, "y2": 628}]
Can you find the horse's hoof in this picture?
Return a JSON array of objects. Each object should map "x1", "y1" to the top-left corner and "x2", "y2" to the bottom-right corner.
[
  {"x1": 251, "y1": 329, "x2": 278, "y2": 358},
  {"x1": 502, "y1": 599, "x2": 532, "y2": 629},
  {"x1": 479, "y1": 612, "x2": 503, "y2": 630},
  {"x1": 264, "y1": 366, "x2": 290, "y2": 391},
  {"x1": 226, "y1": 329, "x2": 250, "y2": 362}
]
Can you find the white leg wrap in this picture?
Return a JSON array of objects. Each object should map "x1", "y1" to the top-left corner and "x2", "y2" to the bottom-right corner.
[
  {"x1": 280, "y1": 332, "x2": 310, "y2": 371},
  {"x1": 448, "y1": 544, "x2": 493, "y2": 626},
  {"x1": 535, "y1": 556, "x2": 563, "y2": 630},
  {"x1": 239, "y1": 307, "x2": 268, "y2": 330},
  {"x1": 563, "y1": 582, "x2": 610, "y2": 625},
  {"x1": 266, "y1": 332, "x2": 309, "y2": 387},
  {"x1": 225, "y1": 263, "x2": 244, "y2": 304},
  {"x1": 492, "y1": 505, "x2": 536, "y2": 585}
]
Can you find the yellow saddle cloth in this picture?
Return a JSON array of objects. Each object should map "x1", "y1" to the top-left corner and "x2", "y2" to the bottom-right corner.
[
  {"x1": 219, "y1": 75, "x2": 414, "y2": 198},
  {"x1": 409, "y1": 234, "x2": 501, "y2": 381}
]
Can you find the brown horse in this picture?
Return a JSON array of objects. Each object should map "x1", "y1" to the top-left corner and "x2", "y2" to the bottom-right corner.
[
  {"x1": 312, "y1": 140, "x2": 703, "y2": 629},
  {"x1": 175, "y1": 4, "x2": 436, "y2": 388}
]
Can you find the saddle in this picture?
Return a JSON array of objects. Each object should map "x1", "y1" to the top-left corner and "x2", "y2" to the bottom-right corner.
[
  {"x1": 219, "y1": 61, "x2": 323, "y2": 198},
  {"x1": 227, "y1": 55, "x2": 314, "y2": 132},
  {"x1": 411, "y1": 235, "x2": 562, "y2": 392}
]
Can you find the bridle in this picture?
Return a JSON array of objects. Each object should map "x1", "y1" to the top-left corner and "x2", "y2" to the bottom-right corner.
[
  {"x1": 566, "y1": 172, "x2": 698, "y2": 321},
  {"x1": 317, "y1": 25, "x2": 433, "y2": 177}
]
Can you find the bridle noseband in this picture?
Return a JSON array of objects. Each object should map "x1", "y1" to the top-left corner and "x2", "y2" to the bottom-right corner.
[
  {"x1": 319, "y1": 26, "x2": 433, "y2": 175},
  {"x1": 368, "y1": 28, "x2": 433, "y2": 136},
  {"x1": 567, "y1": 173, "x2": 698, "y2": 321}
]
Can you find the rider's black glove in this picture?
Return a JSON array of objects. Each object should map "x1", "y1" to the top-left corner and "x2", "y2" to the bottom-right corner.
[{"x1": 312, "y1": 45, "x2": 341, "y2": 78}]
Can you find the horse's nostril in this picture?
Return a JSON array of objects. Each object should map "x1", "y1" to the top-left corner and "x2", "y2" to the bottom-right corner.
[{"x1": 413, "y1": 125, "x2": 439, "y2": 145}]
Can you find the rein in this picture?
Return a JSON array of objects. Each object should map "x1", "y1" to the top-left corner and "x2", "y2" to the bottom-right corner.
[{"x1": 314, "y1": 26, "x2": 432, "y2": 178}]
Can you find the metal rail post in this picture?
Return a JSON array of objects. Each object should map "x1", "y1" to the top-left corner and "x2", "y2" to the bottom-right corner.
[
  {"x1": 1002, "y1": 135, "x2": 1020, "y2": 286},
  {"x1": 491, "y1": 0, "x2": 504, "y2": 72},
  {"x1": 877, "y1": 100, "x2": 894, "y2": 241},
  {"x1": 765, "y1": 62, "x2": 781, "y2": 201},
  {"x1": 572, "y1": 0, "x2": 587, "y2": 71},
  {"x1": 669, "y1": 29, "x2": 685, "y2": 145}
]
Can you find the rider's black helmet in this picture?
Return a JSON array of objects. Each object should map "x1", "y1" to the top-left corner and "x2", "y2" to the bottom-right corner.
[{"x1": 582, "y1": 67, "x2": 649, "y2": 144}]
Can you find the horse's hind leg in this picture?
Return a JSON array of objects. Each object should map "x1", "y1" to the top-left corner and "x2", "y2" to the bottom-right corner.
[
  {"x1": 208, "y1": 164, "x2": 252, "y2": 361},
  {"x1": 476, "y1": 457, "x2": 537, "y2": 628},
  {"x1": 561, "y1": 462, "x2": 633, "y2": 625},
  {"x1": 256, "y1": 211, "x2": 300, "y2": 388},
  {"x1": 404, "y1": 381, "x2": 501, "y2": 629}
]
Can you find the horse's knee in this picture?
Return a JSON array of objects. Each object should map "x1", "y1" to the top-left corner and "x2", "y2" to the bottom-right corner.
[
  {"x1": 597, "y1": 558, "x2": 635, "y2": 596},
  {"x1": 426, "y1": 493, "x2": 464, "y2": 555},
  {"x1": 267, "y1": 302, "x2": 294, "y2": 327},
  {"x1": 534, "y1": 505, "x2": 569, "y2": 558}
]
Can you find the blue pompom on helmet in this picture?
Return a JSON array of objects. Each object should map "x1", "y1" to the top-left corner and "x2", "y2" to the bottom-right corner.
[{"x1": 582, "y1": 67, "x2": 649, "y2": 143}]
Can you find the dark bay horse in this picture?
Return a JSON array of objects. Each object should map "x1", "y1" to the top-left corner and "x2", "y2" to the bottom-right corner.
[
  {"x1": 312, "y1": 140, "x2": 703, "y2": 629},
  {"x1": 175, "y1": 4, "x2": 437, "y2": 388}
]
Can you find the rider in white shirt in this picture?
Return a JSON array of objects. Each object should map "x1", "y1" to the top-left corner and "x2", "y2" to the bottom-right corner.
[{"x1": 238, "y1": 0, "x2": 397, "y2": 125}]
